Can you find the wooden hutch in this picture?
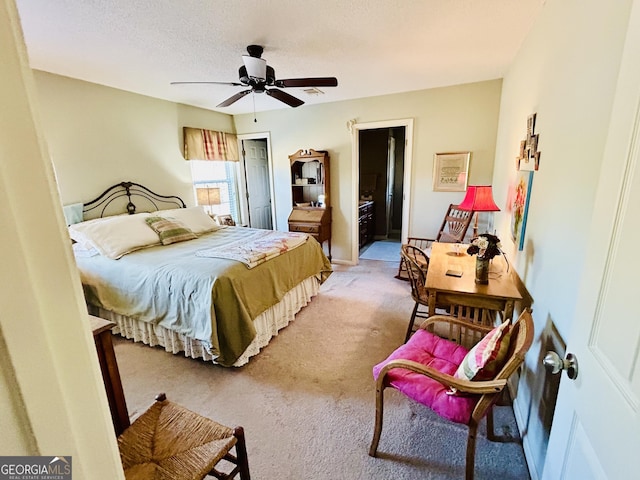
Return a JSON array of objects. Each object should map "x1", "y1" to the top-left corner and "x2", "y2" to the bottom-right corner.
[{"x1": 287, "y1": 149, "x2": 331, "y2": 260}]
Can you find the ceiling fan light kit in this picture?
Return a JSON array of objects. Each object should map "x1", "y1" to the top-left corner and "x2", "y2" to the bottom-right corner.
[
  {"x1": 241, "y1": 55, "x2": 267, "y2": 81},
  {"x1": 171, "y1": 44, "x2": 338, "y2": 108}
]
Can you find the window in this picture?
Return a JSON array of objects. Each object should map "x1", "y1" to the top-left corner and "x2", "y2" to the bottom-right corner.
[{"x1": 190, "y1": 160, "x2": 241, "y2": 222}]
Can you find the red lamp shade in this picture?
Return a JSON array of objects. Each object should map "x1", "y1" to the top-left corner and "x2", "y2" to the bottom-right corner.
[{"x1": 458, "y1": 185, "x2": 500, "y2": 212}]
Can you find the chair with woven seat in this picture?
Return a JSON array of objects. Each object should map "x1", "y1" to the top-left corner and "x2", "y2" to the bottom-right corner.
[
  {"x1": 118, "y1": 393, "x2": 250, "y2": 480},
  {"x1": 369, "y1": 309, "x2": 534, "y2": 480},
  {"x1": 396, "y1": 203, "x2": 472, "y2": 280}
]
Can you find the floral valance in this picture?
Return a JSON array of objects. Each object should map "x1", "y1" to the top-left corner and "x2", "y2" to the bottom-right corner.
[{"x1": 183, "y1": 127, "x2": 239, "y2": 161}]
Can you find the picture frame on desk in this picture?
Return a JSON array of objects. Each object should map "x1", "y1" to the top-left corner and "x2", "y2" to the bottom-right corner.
[
  {"x1": 433, "y1": 152, "x2": 471, "y2": 192},
  {"x1": 216, "y1": 214, "x2": 235, "y2": 226}
]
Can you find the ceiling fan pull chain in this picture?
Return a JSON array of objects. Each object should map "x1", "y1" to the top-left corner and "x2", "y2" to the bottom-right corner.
[{"x1": 252, "y1": 93, "x2": 257, "y2": 123}]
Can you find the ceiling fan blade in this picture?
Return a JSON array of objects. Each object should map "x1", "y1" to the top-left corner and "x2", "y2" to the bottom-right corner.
[
  {"x1": 275, "y1": 77, "x2": 338, "y2": 88},
  {"x1": 265, "y1": 88, "x2": 304, "y2": 107},
  {"x1": 171, "y1": 81, "x2": 244, "y2": 86},
  {"x1": 216, "y1": 89, "x2": 252, "y2": 107}
]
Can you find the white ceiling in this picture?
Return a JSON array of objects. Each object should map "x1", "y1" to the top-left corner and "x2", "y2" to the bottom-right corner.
[{"x1": 15, "y1": 0, "x2": 544, "y2": 116}]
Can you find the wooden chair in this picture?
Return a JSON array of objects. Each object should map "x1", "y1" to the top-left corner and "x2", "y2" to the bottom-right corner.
[
  {"x1": 369, "y1": 309, "x2": 534, "y2": 480},
  {"x1": 402, "y1": 244, "x2": 491, "y2": 342},
  {"x1": 117, "y1": 393, "x2": 251, "y2": 480},
  {"x1": 91, "y1": 317, "x2": 250, "y2": 479},
  {"x1": 396, "y1": 204, "x2": 472, "y2": 280},
  {"x1": 401, "y1": 244, "x2": 431, "y2": 342}
]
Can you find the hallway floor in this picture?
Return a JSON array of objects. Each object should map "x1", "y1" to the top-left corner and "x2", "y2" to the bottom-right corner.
[{"x1": 359, "y1": 239, "x2": 401, "y2": 263}]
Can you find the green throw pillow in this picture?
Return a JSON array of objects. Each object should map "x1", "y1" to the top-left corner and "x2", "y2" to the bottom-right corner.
[{"x1": 145, "y1": 216, "x2": 197, "y2": 245}]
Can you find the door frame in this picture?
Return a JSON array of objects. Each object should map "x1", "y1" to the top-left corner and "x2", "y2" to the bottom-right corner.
[
  {"x1": 351, "y1": 118, "x2": 414, "y2": 264},
  {"x1": 236, "y1": 132, "x2": 276, "y2": 228}
]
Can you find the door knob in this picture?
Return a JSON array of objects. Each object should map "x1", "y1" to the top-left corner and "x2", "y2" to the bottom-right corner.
[{"x1": 543, "y1": 351, "x2": 579, "y2": 380}]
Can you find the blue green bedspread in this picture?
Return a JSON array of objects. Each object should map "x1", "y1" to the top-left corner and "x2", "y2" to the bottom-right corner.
[{"x1": 75, "y1": 226, "x2": 332, "y2": 366}]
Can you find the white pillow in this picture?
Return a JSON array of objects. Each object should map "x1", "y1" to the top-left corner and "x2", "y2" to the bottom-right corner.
[
  {"x1": 155, "y1": 206, "x2": 220, "y2": 235},
  {"x1": 68, "y1": 212, "x2": 160, "y2": 259}
]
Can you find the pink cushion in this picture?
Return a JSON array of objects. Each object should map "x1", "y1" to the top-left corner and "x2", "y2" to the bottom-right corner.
[{"x1": 373, "y1": 329, "x2": 480, "y2": 424}]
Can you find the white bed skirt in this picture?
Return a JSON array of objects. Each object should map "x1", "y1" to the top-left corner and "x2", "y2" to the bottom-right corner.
[{"x1": 91, "y1": 275, "x2": 321, "y2": 367}]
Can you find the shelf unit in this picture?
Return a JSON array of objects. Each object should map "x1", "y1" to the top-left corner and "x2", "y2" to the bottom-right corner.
[{"x1": 287, "y1": 149, "x2": 331, "y2": 260}]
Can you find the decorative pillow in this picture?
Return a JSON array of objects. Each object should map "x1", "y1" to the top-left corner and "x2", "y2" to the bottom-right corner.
[
  {"x1": 62, "y1": 203, "x2": 84, "y2": 226},
  {"x1": 155, "y1": 206, "x2": 220, "y2": 235},
  {"x1": 453, "y1": 319, "x2": 512, "y2": 383},
  {"x1": 145, "y1": 216, "x2": 197, "y2": 245},
  {"x1": 68, "y1": 212, "x2": 160, "y2": 259}
]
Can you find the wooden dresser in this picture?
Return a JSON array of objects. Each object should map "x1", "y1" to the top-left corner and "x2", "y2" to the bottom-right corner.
[{"x1": 358, "y1": 201, "x2": 375, "y2": 249}]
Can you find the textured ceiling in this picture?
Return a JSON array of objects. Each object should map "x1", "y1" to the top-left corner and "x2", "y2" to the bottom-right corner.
[{"x1": 15, "y1": 0, "x2": 544, "y2": 115}]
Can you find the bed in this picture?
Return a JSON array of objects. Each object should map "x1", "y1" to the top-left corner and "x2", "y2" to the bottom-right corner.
[{"x1": 68, "y1": 182, "x2": 332, "y2": 367}]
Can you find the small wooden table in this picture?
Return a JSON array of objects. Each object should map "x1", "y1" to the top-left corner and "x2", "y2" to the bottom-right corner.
[
  {"x1": 90, "y1": 315, "x2": 129, "y2": 436},
  {"x1": 425, "y1": 242, "x2": 522, "y2": 322}
]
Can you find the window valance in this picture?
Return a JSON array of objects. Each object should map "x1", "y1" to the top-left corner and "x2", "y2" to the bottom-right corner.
[{"x1": 183, "y1": 127, "x2": 239, "y2": 161}]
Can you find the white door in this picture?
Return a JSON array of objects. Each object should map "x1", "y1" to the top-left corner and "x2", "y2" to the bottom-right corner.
[
  {"x1": 242, "y1": 139, "x2": 273, "y2": 230},
  {"x1": 543, "y1": 3, "x2": 640, "y2": 478}
]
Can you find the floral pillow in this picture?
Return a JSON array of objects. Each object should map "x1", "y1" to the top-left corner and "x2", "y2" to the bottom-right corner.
[
  {"x1": 145, "y1": 216, "x2": 197, "y2": 245},
  {"x1": 453, "y1": 319, "x2": 512, "y2": 383}
]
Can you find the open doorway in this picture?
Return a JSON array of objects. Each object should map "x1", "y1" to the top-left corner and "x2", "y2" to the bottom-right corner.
[
  {"x1": 351, "y1": 119, "x2": 414, "y2": 264},
  {"x1": 359, "y1": 127, "x2": 405, "y2": 241},
  {"x1": 237, "y1": 133, "x2": 275, "y2": 230}
]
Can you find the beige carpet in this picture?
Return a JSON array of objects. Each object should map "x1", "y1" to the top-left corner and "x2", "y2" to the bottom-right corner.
[{"x1": 114, "y1": 259, "x2": 529, "y2": 479}]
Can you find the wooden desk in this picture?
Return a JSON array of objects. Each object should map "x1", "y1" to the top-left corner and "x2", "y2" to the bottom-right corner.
[
  {"x1": 90, "y1": 315, "x2": 130, "y2": 436},
  {"x1": 425, "y1": 243, "x2": 522, "y2": 322},
  {"x1": 288, "y1": 207, "x2": 332, "y2": 260}
]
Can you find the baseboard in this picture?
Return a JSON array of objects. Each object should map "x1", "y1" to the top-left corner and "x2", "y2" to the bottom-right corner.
[
  {"x1": 510, "y1": 383, "x2": 541, "y2": 480},
  {"x1": 331, "y1": 258, "x2": 356, "y2": 266}
]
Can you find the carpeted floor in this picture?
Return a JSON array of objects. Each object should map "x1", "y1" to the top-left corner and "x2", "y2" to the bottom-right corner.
[{"x1": 113, "y1": 259, "x2": 529, "y2": 480}]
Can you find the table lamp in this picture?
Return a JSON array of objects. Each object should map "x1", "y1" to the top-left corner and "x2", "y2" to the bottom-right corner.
[
  {"x1": 458, "y1": 185, "x2": 500, "y2": 238},
  {"x1": 196, "y1": 187, "x2": 221, "y2": 215}
]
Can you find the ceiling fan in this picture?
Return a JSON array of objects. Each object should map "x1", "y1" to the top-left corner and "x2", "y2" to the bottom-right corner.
[{"x1": 171, "y1": 45, "x2": 338, "y2": 108}]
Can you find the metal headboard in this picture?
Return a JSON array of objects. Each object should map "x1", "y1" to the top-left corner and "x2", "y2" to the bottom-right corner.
[{"x1": 83, "y1": 181, "x2": 187, "y2": 218}]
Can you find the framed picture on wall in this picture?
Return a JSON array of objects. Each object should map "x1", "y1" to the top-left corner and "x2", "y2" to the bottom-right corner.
[
  {"x1": 432, "y1": 152, "x2": 471, "y2": 192},
  {"x1": 510, "y1": 170, "x2": 534, "y2": 251}
]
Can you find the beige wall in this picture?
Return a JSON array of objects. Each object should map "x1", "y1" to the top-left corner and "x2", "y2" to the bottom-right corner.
[
  {"x1": 34, "y1": 70, "x2": 502, "y2": 263},
  {"x1": 234, "y1": 79, "x2": 503, "y2": 261},
  {"x1": 33, "y1": 70, "x2": 235, "y2": 208},
  {"x1": 492, "y1": 0, "x2": 633, "y2": 477}
]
